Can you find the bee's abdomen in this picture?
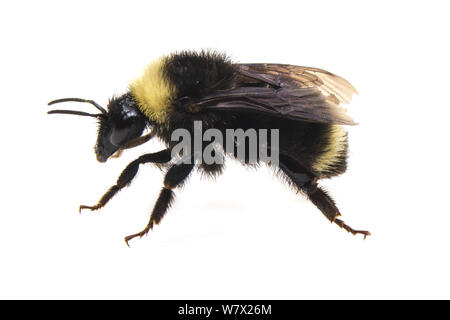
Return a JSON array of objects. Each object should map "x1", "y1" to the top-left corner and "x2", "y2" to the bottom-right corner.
[
  {"x1": 278, "y1": 122, "x2": 348, "y2": 179},
  {"x1": 219, "y1": 114, "x2": 349, "y2": 179}
]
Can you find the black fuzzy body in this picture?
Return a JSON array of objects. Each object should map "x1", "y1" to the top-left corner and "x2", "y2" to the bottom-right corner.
[
  {"x1": 48, "y1": 51, "x2": 369, "y2": 244},
  {"x1": 149, "y1": 51, "x2": 348, "y2": 180}
]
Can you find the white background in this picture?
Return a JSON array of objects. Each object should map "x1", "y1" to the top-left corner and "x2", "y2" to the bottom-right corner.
[{"x1": 1, "y1": 0, "x2": 449, "y2": 299}]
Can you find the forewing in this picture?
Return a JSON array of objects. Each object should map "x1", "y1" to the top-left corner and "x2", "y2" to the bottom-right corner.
[
  {"x1": 239, "y1": 64, "x2": 358, "y2": 104},
  {"x1": 196, "y1": 63, "x2": 358, "y2": 125}
]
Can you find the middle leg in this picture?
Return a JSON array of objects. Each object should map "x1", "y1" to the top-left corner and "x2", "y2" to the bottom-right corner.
[{"x1": 124, "y1": 156, "x2": 195, "y2": 246}]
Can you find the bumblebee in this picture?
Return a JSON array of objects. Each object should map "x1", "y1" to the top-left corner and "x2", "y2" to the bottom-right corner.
[{"x1": 48, "y1": 50, "x2": 370, "y2": 246}]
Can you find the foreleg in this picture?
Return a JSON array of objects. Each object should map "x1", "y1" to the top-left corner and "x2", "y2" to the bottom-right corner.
[{"x1": 79, "y1": 149, "x2": 171, "y2": 212}]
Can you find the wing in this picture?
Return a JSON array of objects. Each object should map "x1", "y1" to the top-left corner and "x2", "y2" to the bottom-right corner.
[{"x1": 195, "y1": 63, "x2": 358, "y2": 125}]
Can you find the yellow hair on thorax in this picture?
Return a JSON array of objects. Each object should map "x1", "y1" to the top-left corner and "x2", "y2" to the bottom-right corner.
[
  {"x1": 312, "y1": 125, "x2": 347, "y2": 173},
  {"x1": 129, "y1": 57, "x2": 174, "y2": 123}
]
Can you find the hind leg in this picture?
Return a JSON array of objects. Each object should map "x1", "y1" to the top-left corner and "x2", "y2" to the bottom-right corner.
[
  {"x1": 303, "y1": 182, "x2": 370, "y2": 238},
  {"x1": 279, "y1": 154, "x2": 370, "y2": 238}
]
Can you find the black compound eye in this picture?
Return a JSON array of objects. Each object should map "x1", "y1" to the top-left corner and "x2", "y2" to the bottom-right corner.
[
  {"x1": 111, "y1": 126, "x2": 134, "y2": 146},
  {"x1": 110, "y1": 116, "x2": 146, "y2": 147}
]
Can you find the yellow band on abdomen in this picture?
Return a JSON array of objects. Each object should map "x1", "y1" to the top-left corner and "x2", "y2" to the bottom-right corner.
[{"x1": 312, "y1": 125, "x2": 348, "y2": 174}]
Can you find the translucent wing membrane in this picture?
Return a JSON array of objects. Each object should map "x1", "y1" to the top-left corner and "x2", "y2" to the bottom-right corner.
[{"x1": 196, "y1": 63, "x2": 358, "y2": 126}]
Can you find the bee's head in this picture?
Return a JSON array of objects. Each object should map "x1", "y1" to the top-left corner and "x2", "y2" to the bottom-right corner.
[
  {"x1": 95, "y1": 94, "x2": 147, "y2": 162},
  {"x1": 48, "y1": 94, "x2": 148, "y2": 162}
]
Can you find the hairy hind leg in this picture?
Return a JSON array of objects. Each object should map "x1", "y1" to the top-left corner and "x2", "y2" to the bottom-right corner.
[
  {"x1": 278, "y1": 154, "x2": 370, "y2": 238},
  {"x1": 303, "y1": 182, "x2": 370, "y2": 238}
]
